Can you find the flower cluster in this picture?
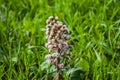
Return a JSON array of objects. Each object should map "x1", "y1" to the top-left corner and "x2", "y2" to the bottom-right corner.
[{"x1": 45, "y1": 16, "x2": 72, "y2": 69}]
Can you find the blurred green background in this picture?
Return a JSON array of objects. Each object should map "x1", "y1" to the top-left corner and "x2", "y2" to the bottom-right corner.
[{"x1": 0, "y1": 0, "x2": 120, "y2": 80}]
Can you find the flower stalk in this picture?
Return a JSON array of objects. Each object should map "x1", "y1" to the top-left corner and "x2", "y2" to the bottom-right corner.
[{"x1": 45, "y1": 16, "x2": 72, "y2": 80}]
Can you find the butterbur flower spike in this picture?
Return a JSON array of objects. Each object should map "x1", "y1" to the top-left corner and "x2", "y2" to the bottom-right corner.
[{"x1": 45, "y1": 16, "x2": 72, "y2": 80}]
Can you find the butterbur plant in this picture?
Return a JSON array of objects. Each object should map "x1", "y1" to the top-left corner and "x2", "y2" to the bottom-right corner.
[{"x1": 45, "y1": 16, "x2": 72, "y2": 80}]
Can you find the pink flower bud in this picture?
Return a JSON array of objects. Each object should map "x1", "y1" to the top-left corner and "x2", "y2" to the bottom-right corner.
[
  {"x1": 60, "y1": 27, "x2": 64, "y2": 31},
  {"x1": 50, "y1": 31, "x2": 54, "y2": 36},
  {"x1": 45, "y1": 54, "x2": 52, "y2": 59},
  {"x1": 54, "y1": 23, "x2": 58, "y2": 27},
  {"x1": 62, "y1": 25, "x2": 66, "y2": 28},
  {"x1": 57, "y1": 30, "x2": 61, "y2": 34},
  {"x1": 51, "y1": 39, "x2": 55, "y2": 43},
  {"x1": 46, "y1": 19, "x2": 50, "y2": 24},
  {"x1": 65, "y1": 35, "x2": 71, "y2": 40},
  {"x1": 58, "y1": 64, "x2": 64, "y2": 69},
  {"x1": 54, "y1": 52, "x2": 60, "y2": 56},
  {"x1": 48, "y1": 16, "x2": 54, "y2": 20},
  {"x1": 52, "y1": 20, "x2": 56, "y2": 23},
  {"x1": 58, "y1": 44, "x2": 62, "y2": 49},
  {"x1": 62, "y1": 34, "x2": 67, "y2": 39},
  {"x1": 57, "y1": 21, "x2": 62, "y2": 24},
  {"x1": 48, "y1": 45, "x2": 53, "y2": 50},
  {"x1": 46, "y1": 24, "x2": 51, "y2": 28},
  {"x1": 55, "y1": 16, "x2": 58, "y2": 20},
  {"x1": 57, "y1": 23, "x2": 62, "y2": 28},
  {"x1": 55, "y1": 34, "x2": 59, "y2": 39}
]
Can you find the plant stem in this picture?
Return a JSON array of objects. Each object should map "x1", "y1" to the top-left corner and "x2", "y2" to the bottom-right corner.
[{"x1": 57, "y1": 50, "x2": 60, "y2": 80}]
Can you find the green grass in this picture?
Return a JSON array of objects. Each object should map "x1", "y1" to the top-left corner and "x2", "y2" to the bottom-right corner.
[{"x1": 0, "y1": 0, "x2": 120, "y2": 80}]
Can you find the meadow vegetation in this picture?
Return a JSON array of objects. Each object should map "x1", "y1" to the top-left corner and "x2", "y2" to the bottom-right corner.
[{"x1": 0, "y1": 0, "x2": 120, "y2": 80}]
